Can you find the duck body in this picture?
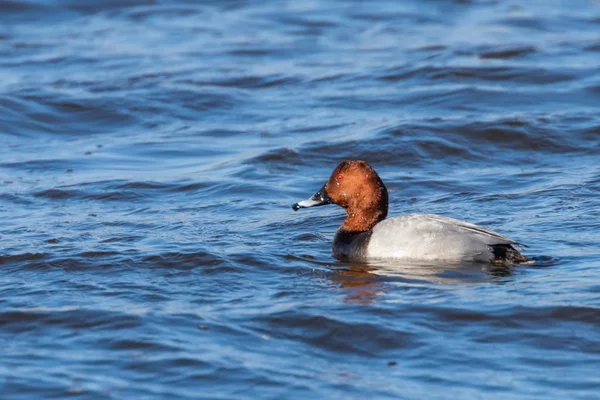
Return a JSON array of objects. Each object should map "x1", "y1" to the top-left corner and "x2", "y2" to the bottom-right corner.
[
  {"x1": 333, "y1": 214, "x2": 525, "y2": 263},
  {"x1": 293, "y1": 160, "x2": 528, "y2": 264}
]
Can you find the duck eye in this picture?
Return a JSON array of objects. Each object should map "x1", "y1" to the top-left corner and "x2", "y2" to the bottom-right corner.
[{"x1": 336, "y1": 174, "x2": 343, "y2": 181}]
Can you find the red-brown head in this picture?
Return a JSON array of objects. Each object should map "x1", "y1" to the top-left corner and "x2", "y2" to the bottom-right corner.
[{"x1": 292, "y1": 160, "x2": 388, "y2": 232}]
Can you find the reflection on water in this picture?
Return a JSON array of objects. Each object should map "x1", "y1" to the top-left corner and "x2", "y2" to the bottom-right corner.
[
  {"x1": 332, "y1": 257, "x2": 559, "y2": 303},
  {"x1": 331, "y1": 261, "x2": 515, "y2": 303}
]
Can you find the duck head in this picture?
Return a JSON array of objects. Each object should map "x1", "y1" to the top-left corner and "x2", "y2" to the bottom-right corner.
[{"x1": 292, "y1": 160, "x2": 388, "y2": 232}]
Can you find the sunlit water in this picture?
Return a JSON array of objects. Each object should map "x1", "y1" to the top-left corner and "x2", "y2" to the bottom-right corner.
[{"x1": 1, "y1": 0, "x2": 599, "y2": 399}]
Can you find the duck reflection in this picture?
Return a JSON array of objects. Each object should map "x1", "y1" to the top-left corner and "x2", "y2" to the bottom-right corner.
[
  {"x1": 330, "y1": 264, "x2": 385, "y2": 304},
  {"x1": 329, "y1": 261, "x2": 516, "y2": 303}
]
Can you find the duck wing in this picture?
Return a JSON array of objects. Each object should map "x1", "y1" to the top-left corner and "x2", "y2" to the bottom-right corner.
[{"x1": 420, "y1": 214, "x2": 524, "y2": 249}]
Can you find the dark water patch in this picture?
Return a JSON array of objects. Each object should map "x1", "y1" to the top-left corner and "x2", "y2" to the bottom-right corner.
[
  {"x1": 190, "y1": 128, "x2": 246, "y2": 138},
  {"x1": 412, "y1": 44, "x2": 448, "y2": 52},
  {"x1": 585, "y1": 84, "x2": 600, "y2": 94},
  {"x1": 282, "y1": 254, "x2": 338, "y2": 268},
  {"x1": 0, "y1": 307, "x2": 143, "y2": 332},
  {"x1": 584, "y1": 42, "x2": 600, "y2": 52},
  {"x1": 497, "y1": 16, "x2": 552, "y2": 32},
  {"x1": 87, "y1": 190, "x2": 148, "y2": 201},
  {"x1": 40, "y1": 258, "x2": 130, "y2": 272},
  {"x1": 0, "y1": 0, "x2": 57, "y2": 22},
  {"x1": 275, "y1": 15, "x2": 339, "y2": 29},
  {"x1": 32, "y1": 187, "x2": 147, "y2": 202},
  {"x1": 225, "y1": 252, "x2": 275, "y2": 270},
  {"x1": 308, "y1": 71, "x2": 361, "y2": 84},
  {"x1": 478, "y1": 46, "x2": 536, "y2": 59},
  {"x1": 288, "y1": 232, "x2": 324, "y2": 242},
  {"x1": 29, "y1": 180, "x2": 209, "y2": 204},
  {"x1": 504, "y1": 305, "x2": 600, "y2": 328},
  {"x1": 288, "y1": 122, "x2": 352, "y2": 134},
  {"x1": 253, "y1": 310, "x2": 419, "y2": 356},
  {"x1": 167, "y1": 182, "x2": 214, "y2": 193},
  {"x1": 457, "y1": 124, "x2": 569, "y2": 153},
  {"x1": 178, "y1": 74, "x2": 302, "y2": 90},
  {"x1": 264, "y1": 127, "x2": 501, "y2": 173},
  {"x1": 141, "y1": 252, "x2": 227, "y2": 271},
  {"x1": 197, "y1": 180, "x2": 272, "y2": 198},
  {"x1": 120, "y1": 5, "x2": 205, "y2": 21},
  {"x1": 0, "y1": 252, "x2": 48, "y2": 265},
  {"x1": 61, "y1": 0, "x2": 159, "y2": 15},
  {"x1": 115, "y1": 181, "x2": 176, "y2": 191},
  {"x1": 0, "y1": 192, "x2": 34, "y2": 205},
  {"x1": 293, "y1": 135, "x2": 477, "y2": 170},
  {"x1": 1, "y1": 158, "x2": 89, "y2": 173},
  {"x1": 322, "y1": 86, "x2": 589, "y2": 116},
  {"x1": 380, "y1": 65, "x2": 578, "y2": 85},
  {"x1": 33, "y1": 188, "x2": 80, "y2": 200},
  {"x1": 388, "y1": 116, "x2": 590, "y2": 156},
  {"x1": 228, "y1": 47, "x2": 281, "y2": 57},
  {"x1": 77, "y1": 251, "x2": 121, "y2": 258},
  {"x1": 250, "y1": 147, "x2": 303, "y2": 169},
  {"x1": 104, "y1": 337, "x2": 178, "y2": 352},
  {"x1": 148, "y1": 89, "x2": 244, "y2": 116},
  {"x1": 0, "y1": 93, "x2": 138, "y2": 136},
  {"x1": 382, "y1": 126, "x2": 477, "y2": 159}
]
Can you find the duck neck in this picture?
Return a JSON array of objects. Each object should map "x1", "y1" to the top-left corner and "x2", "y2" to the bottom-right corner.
[{"x1": 340, "y1": 207, "x2": 386, "y2": 233}]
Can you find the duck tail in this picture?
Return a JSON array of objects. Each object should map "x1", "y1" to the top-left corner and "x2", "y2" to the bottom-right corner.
[{"x1": 489, "y1": 244, "x2": 533, "y2": 265}]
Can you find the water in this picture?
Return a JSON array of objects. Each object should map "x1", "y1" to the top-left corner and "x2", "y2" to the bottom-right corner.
[{"x1": 1, "y1": 0, "x2": 599, "y2": 398}]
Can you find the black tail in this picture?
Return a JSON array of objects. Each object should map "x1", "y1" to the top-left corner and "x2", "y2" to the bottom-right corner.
[{"x1": 489, "y1": 244, "x2": 530, "y2": 265}]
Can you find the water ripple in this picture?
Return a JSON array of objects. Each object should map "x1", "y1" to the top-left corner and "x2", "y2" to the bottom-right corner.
[{"x1": 1, "y1": 0, "x2": 600, "y2": 399}]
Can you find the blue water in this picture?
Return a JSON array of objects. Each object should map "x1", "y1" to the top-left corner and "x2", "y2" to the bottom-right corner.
[{"x1": 1, "y1": 0, "x2": 599, "y2": 399}]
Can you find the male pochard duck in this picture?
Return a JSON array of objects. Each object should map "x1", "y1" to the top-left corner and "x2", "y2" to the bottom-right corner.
[{"x1": 292, "y1": 160, "x2": 529, "y2": 264}]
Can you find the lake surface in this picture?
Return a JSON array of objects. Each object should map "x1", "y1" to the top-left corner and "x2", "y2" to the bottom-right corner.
[{"x1": 1, "y1": 0, "x2": 599, "y2": 399}]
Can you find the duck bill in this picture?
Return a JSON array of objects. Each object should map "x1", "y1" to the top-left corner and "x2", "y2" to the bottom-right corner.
[{"x1": 292, "y1": 185, "x2": 331, "y2": 211}]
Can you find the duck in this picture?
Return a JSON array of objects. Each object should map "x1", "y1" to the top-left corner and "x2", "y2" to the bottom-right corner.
[{"x1": 292, "y1": 160, "x2": 529, "y2": 264}]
